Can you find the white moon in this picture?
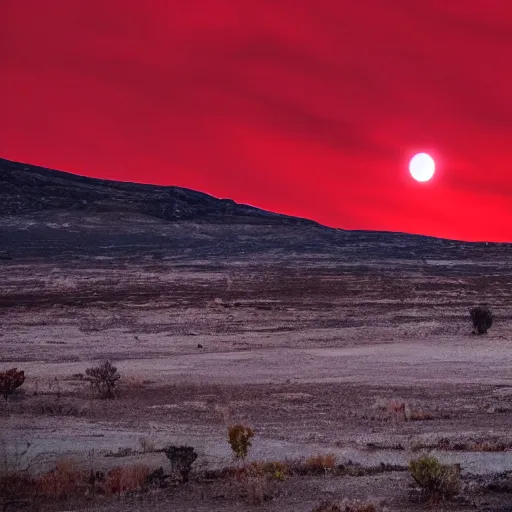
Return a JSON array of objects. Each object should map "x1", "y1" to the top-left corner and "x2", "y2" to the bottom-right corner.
[{"x1": 409, "y1": 153, "x2": 435, "y2": 182}]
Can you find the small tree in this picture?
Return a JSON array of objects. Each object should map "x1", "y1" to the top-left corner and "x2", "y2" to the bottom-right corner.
[
  {"x1": 409, "y1": 455, "x2": 460, "y2": 503},
  {"x1": 85, "y1": 361, "x2": 120, "y2": 399},
  {"x1": 470, "y1": 306, "x2": 493, "y2": 335},
  {"x1": 0, "y1": 368, "x2": 25, "y2": 401},
  {"x1": 163, "y1": 445, "x2": 197, "y2": 483},
  {"x1": 228, "y1": 424, "x2": 254, "y2": 460}
]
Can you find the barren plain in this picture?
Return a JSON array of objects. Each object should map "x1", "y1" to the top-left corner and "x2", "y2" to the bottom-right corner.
[{"x1": 1, "y1": 159, "x2": 512, "y2": 511}]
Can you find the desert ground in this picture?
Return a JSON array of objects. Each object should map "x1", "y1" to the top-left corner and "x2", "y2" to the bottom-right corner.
[{"x1": 1, "y1": 214, "x2": 512, "y2": 511}]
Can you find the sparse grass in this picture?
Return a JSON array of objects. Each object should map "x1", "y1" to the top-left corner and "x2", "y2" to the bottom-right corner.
[
  {"x1": 103, "y1": 464, "x2": 151, "y2": 495},
  {"x1": 0, "y1": 459, "x2": 152, "y2": 502},
  {"x1": 305, "y1": 454, "x2": 337, "y2": 473},
  {"x1": 220, "y1": 462, "x2": 279, "y2": 505},
  {"x1": 32, "y1": 397, "x2": 86, "y2": 417},
  {"x1": 105, "y1": 447, "x2": 137, "y2": 458},
  {"x1": 378, "y1": 398, "x2": 443, "y2": 422},
  {"x1": 35, "y1": 458, "x2": 83, "y2": 500},
  {"x1": 409, "y1": 455, "x2": 460, "y2": 504},
  {"x1": 204, "y1": 459, "x2": 406, "y2": 480},
  {"x1": 312, "y1": 501, "x2": 342, "y2": 512},
  {"x1": 411, "y1": 437, "x2": 512, "y2": 452},
  {"x1": 387, "y1": 398, "x2": 407, "y2": 421},
  {"x1": 232, "y1": 463, "x2": 272, "y2": 505},
  {"x1": 245, "y1": 461, "x2": 291, "y2": 481},
  {"x1": 409, "y1": 410, "x2": 435, "y2": 421},
  {"x1": 227, "y1": 424, "x2": 254, "y2": 460},
  {"x1": 312, "y1": 499, "x2": 377, "y2": 512}
]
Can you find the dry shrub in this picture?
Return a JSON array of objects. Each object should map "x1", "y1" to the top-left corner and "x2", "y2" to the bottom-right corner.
[
  {"x1": 104, "y1": 464, "x2": 151, "y2": 495},
  {"x1": 470, "y1": 306, "x2": 493, "y2": 335},
  {"x1": 36, "y1": 458, "x2": 85, "y2": 500},
  {"x1": 0, "y1": 459, "x2": 151, "y2": 503},
  {"x1": 0, "y1": 368, "x2": 25, "y2": 401},
  {"x1": 387, "y1": 399, "x2": 407, "y2": 422},
  {"x1": 163, "y1": 445, "x2": 198, "y2": 483},
  {"x1": 85, "y1": 361, "x2": 121, "y2": 399},
  {"x1": 229, "y1": 463, "x2": 273, "y2": 505},
  {"x1": 409, "y1": 455, "x2": 460, "y2": 503},
  {"x1": 246, "y1": 461, "x2": 290, "y2": 481},
  {"x1": 469, "y1": 440, "x2": 511, "y2": 452},
  {"x1": 227, "y1": 424, "x2": 254, "y2": 460},
  {"x1": 305, "y1": 454, "x2": 337, "y2": 474}
]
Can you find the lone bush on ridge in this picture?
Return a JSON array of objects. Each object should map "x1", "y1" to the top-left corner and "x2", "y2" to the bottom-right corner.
[
  {"x1": 470, "y1": 306, "x2": 493, "y2": 335},
  {"x1": 85, "y1": 360, "x2": 121, "y2": 399}
]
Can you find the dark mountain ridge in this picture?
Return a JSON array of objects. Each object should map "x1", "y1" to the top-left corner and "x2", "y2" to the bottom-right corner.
[
  {"x1": 0, "y1": 157, "x2": 510, "y2": 262},
  {"x1": 0, "y1": 157, "x2": 313, "y2": 224}
]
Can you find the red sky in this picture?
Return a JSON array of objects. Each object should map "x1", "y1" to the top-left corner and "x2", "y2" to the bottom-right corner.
[{"x1": 2, "y1": 1, "x2": 512, "y2": 242}]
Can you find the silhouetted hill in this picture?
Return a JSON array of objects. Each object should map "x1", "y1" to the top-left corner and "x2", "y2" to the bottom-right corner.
[
  {"x1": 0, "y1": 157, "x2": 510, "y2": 263},
  {"x1": 0, "y1": 157, "x2": 314, "y2": 224}
]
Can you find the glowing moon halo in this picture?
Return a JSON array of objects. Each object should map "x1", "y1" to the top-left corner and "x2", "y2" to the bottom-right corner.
[{"x1": 409, "y1": 153, "x2": 435, "y2": 182}]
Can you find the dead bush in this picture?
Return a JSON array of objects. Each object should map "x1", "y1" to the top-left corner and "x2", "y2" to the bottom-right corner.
[
  {"x1": 409, "y1": 455, "x2": 460, "y2": 503},
  {"x1": 470, "y1": 306, "x2": 493, "y2": 335},
  {"x1": 228, "y1": 463, "x2": 273, "y2": 505},
  {"x1": 228, "y1": 424, "x2": 254, "y2": 460},
  {"x1": 0, "y1": 459, "x2": 151, "y2": 503},
  {"x1": 163, "y1": 445, "x2": 198, "y2": 483},
  {"x1": 104, "y1": 464, "x2": 151, "y2": 495},
  {"x1": 0, "y1": 368, "x2": 25, "y2": 401},
  {"x1": 85, "y1": 361, "x2": 120, "y2": 399},
  {"x1": 387, "y1": 399, "x2": 407, "y2": 421},
  {"x1": 36, "y1": 458, "x2": 83, "y2": 500},
  {"x1": 305, "y1": 454, "x2": 337, "y2": 474}
]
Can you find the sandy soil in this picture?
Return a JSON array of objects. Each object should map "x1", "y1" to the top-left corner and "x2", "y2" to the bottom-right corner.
[{"x1": 1, "y1": 251, "x2": 512, "y2": 511}]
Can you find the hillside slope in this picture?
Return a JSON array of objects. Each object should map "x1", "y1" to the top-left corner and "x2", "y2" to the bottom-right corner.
[{"x1": 0, "y1": 158, "x2": 510, "y2": 261}]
